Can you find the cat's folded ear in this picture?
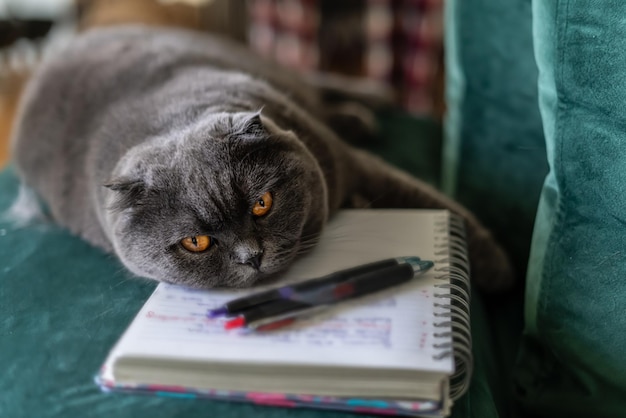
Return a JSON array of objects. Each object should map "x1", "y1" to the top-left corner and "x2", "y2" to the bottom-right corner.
[
  {"x1": 235, "y1": 112, "x2": 268, "y2": 138},
  {"x1": 103, "y1": 178, "x2": 146, "y2": 211}
]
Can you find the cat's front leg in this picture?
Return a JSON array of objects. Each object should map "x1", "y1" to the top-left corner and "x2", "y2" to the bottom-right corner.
[{"x1": 343, "y1": 147, "x2": 515, "y2": 293}]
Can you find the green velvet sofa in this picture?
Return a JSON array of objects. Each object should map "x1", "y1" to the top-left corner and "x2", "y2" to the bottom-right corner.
[
  {"x1": 3, "y1": 0, "x2": 626, "y2": 417},
  {"x1": 445, "y1": 1, "x2": 626, "y2": 417}
]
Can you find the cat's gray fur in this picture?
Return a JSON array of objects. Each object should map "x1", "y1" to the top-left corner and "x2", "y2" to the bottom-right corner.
[{"x1": 12, "y1": 25, "x2": 513, "y2": 291}]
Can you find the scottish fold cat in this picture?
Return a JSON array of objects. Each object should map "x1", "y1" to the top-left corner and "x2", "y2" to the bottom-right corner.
[{"x1": 12, "y1": 25, "x2": 512, "y2": 291}]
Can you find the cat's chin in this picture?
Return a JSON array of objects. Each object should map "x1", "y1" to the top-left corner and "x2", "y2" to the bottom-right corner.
[
  {"x1": 140, "y1": 257, "x2": 295, "y2": 289},
  {"x1": 158, "y1": 273, "x2": 263, "y2": 290},
  {"x1": 227, "y1": 265, "x2": 289, "y2": 289}
]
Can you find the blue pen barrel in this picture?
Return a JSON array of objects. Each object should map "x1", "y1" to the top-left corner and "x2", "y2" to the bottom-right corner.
[
  {"x1": 293, "y1": 258, "x2": 399, "y2": 291},
  {"x1": 347, "y1": 263, "x2": 415, "y2": 295}
]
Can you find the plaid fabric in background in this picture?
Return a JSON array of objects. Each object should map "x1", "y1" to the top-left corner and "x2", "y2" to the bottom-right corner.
[
  {"x1": 247, "y1": 0, "x2": 444, "y2": 117},
  {"x1": 248, "y1": 0, "x2": 320, "y2": 72}
]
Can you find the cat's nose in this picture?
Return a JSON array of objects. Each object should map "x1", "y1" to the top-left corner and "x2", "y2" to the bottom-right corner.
[
  {"x1": 245, "y1": 253, "x2": 263, "y2": 270},
  {"x1": 233, "y1": 241, "x2": 263, "y2": 270}
]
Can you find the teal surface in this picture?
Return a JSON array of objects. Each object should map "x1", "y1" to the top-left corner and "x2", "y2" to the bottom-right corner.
[
  {"x1": 514, "y1": 1, "x2": 626, "y2": 417},
  {"x1": 1, "y1": 115, "x2": 501, "y2": 417},
  {"x1": 443, "y1": 0, "x2": 547, "y2": 278},
  {"x1": 443, "y1": 1, "x2": 543, "y2": 415}
]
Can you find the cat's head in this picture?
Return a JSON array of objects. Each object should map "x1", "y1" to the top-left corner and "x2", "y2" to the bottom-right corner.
[{"x1": 103, "y1": 112, "x2": 328, "y2": 288}]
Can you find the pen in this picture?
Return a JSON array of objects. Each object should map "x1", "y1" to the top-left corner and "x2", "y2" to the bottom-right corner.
[
  {"x1": 208, "y1": 257, "x2": 418, "y2": 317},
  {"x1": 280, "y1": 259, "x2": 433, "y2": 305},
  {"x1": 224, "y1": 258, "x2": 434, "y2": 331}
]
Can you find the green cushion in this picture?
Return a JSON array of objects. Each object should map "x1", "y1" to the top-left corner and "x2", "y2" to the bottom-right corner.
[
  {"x1": 443, "y1": 0, "x2": 544, "y2": 414},
  {"x1": 443, "y1": 0, "x2": 548, "y2": 277},
  {"x1": 514, "y1": 2, "x2": 626, "y2": 416},
  {"x1": 1, "y1": 115, "x2": 502, "y2": 417}
]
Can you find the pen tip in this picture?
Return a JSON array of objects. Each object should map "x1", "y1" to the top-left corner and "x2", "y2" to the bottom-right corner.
[
  {"x1": 402, "y1": 257, "x2": 434, "y2": 273},
  {"x1": 420, "y1": 260, "x2": 434, "y2": 270},
  {"x1": 224, "y1": 316, "x2": 245, "y2": 330},
  {"x1": 207, "y1": 307, "x2": 228, "y2": 318}
]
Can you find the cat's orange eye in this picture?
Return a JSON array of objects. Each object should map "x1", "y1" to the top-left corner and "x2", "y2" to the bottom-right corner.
[
  {"x1": 181, "y1": 235, "x2": 211, "y2": 252},
  {"x1": 252, "y1": 191, "x2": 273, "y2": 217}
]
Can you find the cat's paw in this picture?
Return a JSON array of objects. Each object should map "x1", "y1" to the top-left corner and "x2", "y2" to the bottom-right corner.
[{"x1": 467, "y1": 230, "x2": 516, "y2": 293}]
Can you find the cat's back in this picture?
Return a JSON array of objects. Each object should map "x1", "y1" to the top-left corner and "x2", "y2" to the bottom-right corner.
[
  {"x1": 13, "y1": 25, "x2": 320, "y2": 180},
  {"x1": 13, "y1": 25, "x2": 321, "y2": 177},
  {"x1": 42, "y1": 25, "x2": 318, "y2": 109}
]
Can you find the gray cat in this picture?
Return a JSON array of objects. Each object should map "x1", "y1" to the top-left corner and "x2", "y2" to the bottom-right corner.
[{"x1": 11, "y1": 25, "x2": 513, "y2": 291}]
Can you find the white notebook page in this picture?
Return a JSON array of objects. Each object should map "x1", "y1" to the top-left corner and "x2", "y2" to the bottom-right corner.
[{"x1": 104, "y1": 210, "x2": 454, "y2": 376}]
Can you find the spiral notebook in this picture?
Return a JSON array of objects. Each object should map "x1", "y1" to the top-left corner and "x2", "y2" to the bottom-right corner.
[{"x1": 97, "y1": 209, "x2": 472, "y2": 417}]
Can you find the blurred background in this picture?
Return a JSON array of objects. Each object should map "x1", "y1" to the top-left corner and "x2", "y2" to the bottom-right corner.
[{"x1": 0, "y1": 0, "x2": 445, "y2": 167}]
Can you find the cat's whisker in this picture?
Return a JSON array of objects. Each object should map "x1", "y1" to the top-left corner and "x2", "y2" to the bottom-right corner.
[
  {"x1": 299, "y1": 231, "x2": 322, "y2": 242},
  {"x1": 295, "y1": 248, "x2": 316, "y2": 256},
  {"x1": 298, "y1": 240, "x2": 321, "y2": 250},
  {"x1": 297, "y1": 240, "x2": 320, "y2": 249},
  {"x1": 296, "y1": 243, "x2": 321, "y2": 252},
  {"x1": 271, "y1": 248, "x2": 300, "y2": 258},
  {"x1": 298, "y1": 235, "x2": 322, "y2": 244}
]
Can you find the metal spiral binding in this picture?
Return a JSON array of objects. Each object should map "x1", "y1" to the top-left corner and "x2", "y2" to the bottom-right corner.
[{"x1": 432, "y1": 212, "x2": 473, "y2": 401}]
